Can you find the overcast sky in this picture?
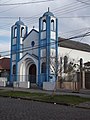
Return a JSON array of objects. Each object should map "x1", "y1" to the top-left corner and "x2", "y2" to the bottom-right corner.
[{"x1": 0, "y1": 0, "x2": 90, "y2": 56}]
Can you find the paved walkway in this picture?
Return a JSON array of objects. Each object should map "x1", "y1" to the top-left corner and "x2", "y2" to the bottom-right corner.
[
  {"x1": 0, "y1": 86, "x2": 90, "y2": 98},
  {"x1": 0, "y1": 87, "x2": 90, "y2": 109}
]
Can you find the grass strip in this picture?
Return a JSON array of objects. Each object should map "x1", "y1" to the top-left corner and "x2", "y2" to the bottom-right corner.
[{"x1": 0, "y1": 90, "x2": 90, "y2": 105}]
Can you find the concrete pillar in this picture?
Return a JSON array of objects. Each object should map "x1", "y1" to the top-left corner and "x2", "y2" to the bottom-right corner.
[{"x1": 82, "y1": 70, "x2": 85, "y2": 89}]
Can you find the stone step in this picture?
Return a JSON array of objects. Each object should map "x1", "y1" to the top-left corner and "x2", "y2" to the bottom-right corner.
[{"x1": 30, "y1": 83, "x2": 39, "y2": 89}]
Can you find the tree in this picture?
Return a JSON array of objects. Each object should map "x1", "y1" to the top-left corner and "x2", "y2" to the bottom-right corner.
[{"x1": 50, "y1": 55, "x2": 80, "y2": 89}]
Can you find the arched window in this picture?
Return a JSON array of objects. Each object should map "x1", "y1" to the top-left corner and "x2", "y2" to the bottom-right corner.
[
  {"x1": 13, "y1": 65, "x2": 16, "y2": 74},
  {"x1": 64, "y1": 56, "x2": 68, "y2": 73},
  {"x1": 80, "y1": 58, "x2": 83, "y2": 69},
  {"x1": 31, "y1": 41, "x2": 35, "y2": 47},
  {"x1": 14, "y1": 27, "x2": 17, "y2": 37},
  {"x1": 43, "y1": 19, "x2": 46, "y2": 30},
  {"x1": 51, "y1": 19, "x2": 54, "y2": 31},
  {"x1": 41, "y1": 62, "x2": 46, "y2": 73},
  {"x1": 21, "y1": 27, "x2": 25, "y2": 37}
]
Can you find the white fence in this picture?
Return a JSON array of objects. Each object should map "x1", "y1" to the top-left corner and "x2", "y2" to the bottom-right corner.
[{"x1": 0, "y1": 77, "x2": 7, "y2": 87}]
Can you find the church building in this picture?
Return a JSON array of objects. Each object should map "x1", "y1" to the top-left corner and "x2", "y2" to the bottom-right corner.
[
  {"x1": 10, "y1": 9, "x2": 90, "y2": 90},
  {"x1": 10, "y1": 9, "x2": 58, "y2": 89}
]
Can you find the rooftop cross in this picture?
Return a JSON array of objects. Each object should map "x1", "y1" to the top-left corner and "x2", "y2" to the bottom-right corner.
[
  {"x1": 19, "y1": 17, "x2": 21, "y2": 21},
  {"x1": 48, "y1": 7, "x2": 50, "y2": 12}
]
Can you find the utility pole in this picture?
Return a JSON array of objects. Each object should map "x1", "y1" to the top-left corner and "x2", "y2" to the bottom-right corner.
[{"x1": 80, "y1": 58, "x2": 83, "y2": 89}]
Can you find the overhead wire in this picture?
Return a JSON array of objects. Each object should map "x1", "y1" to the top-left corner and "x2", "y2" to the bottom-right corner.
[
  {"x1": 76, "y1": 0, "x2": 90, "y2": 5},
  {"x1": 0, "y1": 0, "x2": 89, "y2": 28},
  {"x1": 65, "y1": 29, "x2": 90, "y2": 56},
  {"x1": 0, "y1": 0, "x2": 90, "y2": 55},
  {"x1": 0, "y1": 31, "x2": 90, "y2": 57},
  {"x1": 0, "y1": 0, "x2": 55, "y2": 6},
  {"x1": 59, "y1": 27, "x2": 90, "y2": 38}
]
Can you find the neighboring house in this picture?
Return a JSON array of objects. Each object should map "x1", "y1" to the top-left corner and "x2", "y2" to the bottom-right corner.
[
  {"x1": 58, "y1": 38, "x2": 90, "y2": 90},
  {"x1": 0, "y1": 57, "x2": 10, "y2": 77},
  {"x1": 84, "y1": 62, "x2": 90, "y2": 89},
  {"x1": 58, "y1": 38, "x2": 90, "y2": 63},
  {"x1": 10, "y1": 9, "x2": 90, "y2": 89}
]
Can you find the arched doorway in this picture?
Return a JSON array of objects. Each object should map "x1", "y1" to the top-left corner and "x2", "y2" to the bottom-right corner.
[{"x1": 29, "y1": 64, "x2": 36, "y2": 83}]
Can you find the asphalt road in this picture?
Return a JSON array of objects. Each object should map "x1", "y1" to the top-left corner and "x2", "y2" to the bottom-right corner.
[{"x1": 0, "y1": 97, "x2": 90, "y2": 120}]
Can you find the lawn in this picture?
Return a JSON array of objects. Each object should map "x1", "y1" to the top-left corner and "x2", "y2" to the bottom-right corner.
[{"x1": 0, "y1": 90, "x2": 90, "y2": 105}]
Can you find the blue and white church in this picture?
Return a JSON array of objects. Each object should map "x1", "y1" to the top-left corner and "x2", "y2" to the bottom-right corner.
[{"x1": 10, "y1": 9, "x2": 58, "y2": 89}]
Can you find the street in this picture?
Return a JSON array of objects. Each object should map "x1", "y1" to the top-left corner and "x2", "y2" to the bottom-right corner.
[{"x1": 0, "y1": 97, "x2": 90, "y2": 120}]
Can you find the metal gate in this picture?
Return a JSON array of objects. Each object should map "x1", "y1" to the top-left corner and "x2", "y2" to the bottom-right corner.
[{"x1": 85, "y1": 72, "x2": 90, "y2": 89}]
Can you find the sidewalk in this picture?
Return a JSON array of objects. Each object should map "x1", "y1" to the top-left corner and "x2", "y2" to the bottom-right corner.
[
  {"x1": 0, "y1": 87, "x2": 90, "y2": 98},
  {"x1": 0, "y1": 86, "x2": 90, "y2": 109},
  {"x1": 0, "y1": 86, "x2": 90, "y2": 97}
]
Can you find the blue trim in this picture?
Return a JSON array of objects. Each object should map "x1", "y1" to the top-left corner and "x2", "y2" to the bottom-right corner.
[
  {"x1": 38, "y1": 18, "x2": 42, "y2": 87},
  {"x1": 38, "y1": 18, "x2": 41, "y2": 87},
  {"x1": 10, "y1": 22, "x2": 28, "y2": 83},
  {"x1": 15, "y1": 25, "x2": 19, "y2": 81},
  {"x1": 10, "y1": 26, "x2": 13, "y2": 83},
  {"x1": 23, "y1": 29, "x2": 39, "y2": 41},
  {"x1": 46, "y1": 16, "x2": 51, "y2": 82},
  {"x1": 56, "y1": 18, "x2": 58, "y2": 81},
  {"x1": 38, "y1": 13, "x2": 58, "y2": 85}
]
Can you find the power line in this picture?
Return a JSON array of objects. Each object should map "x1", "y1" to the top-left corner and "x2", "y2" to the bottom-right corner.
[
  {"x1": 65, "y1": 30, "x2": 90, "y2": 55},
  {"x1": 0, "y1": 32, "x2": 90, "y2": 57},
  {"x1": 0, "y1": 1, "x2": 89, "y2": 28},
  {"x1": 1, "y1": 15, "x2": 90, "y2": 19},
  {"x1": 0, "y1": 1, "x2": 89, "y2": 40},
  {"x1": 59, "y1": 27, "x2": 90, "y2": 39},
  {"x1": 0, "y1": 0, "x2": 13, "y2": 4},
  {"x1": 76, "y1": 0, "x2": 90, "y2": 5},
  {"x1": 0, "y1": 0, "x2": 54, "y2": 6}
]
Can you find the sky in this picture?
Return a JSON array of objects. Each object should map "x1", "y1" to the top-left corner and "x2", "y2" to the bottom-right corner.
[{"x1": 0, "y1": 0, "x2": 90, "y2": 57}]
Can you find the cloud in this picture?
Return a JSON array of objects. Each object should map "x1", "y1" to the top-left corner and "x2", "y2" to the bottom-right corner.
[
  {"x1": 0, "y1": 41, "x2": 10, "y2": 57},
  {"x1": 0, "y1": 29, "x2": 10, "y2": 37},
  {"x1": 0, "y1": 0, "x2": 90, "y2": 51}
]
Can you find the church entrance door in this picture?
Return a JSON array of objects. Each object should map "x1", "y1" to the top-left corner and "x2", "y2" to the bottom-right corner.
[{"x1": 29, "y1": 64, "x2": 36, "y2": 83}]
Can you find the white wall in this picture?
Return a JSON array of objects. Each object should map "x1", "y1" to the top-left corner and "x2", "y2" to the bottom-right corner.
[
  {"x1": 23, "y1": 30, "x2": 39, "y2": 56},
  {"x1": 58, "y1": 47, "x2": 90, "y2": 63}
]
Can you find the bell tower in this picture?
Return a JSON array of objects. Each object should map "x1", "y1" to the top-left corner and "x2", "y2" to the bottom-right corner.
[
  {"x1": 10, "y1": 18, "x2": 28, "y2": 83},
  {"x1": 38, "y1": 8, "x2": 58, "y2": 86}
]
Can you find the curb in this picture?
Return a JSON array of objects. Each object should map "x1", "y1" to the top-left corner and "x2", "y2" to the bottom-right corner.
[{"x1": 0, "y1": 95, "x2": 90, "y2": 110}]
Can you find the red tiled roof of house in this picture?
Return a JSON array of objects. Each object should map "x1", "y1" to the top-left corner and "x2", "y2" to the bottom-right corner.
[{"x1": 0, "y1": 58, "x2": 10, "y2": 70}]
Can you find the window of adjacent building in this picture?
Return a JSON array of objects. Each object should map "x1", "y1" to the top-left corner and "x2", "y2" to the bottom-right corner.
[
  {"x1": 41, "y1": 62, "x2": 46, "y2": 73},
  {"x1": 13, "y1": 64, "x2": 16, "y2": 74},
  {"x1": 64, "y1": 56, "x2": 68, "y2": 73}
]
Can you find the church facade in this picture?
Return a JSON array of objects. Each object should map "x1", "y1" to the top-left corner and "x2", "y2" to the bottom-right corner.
[
  {"x1": 10, "y1": 9, "x2": 58, "y2": 88},
  {"x1": 10, "y1": 10, "x2": 90, "y2": 89}
]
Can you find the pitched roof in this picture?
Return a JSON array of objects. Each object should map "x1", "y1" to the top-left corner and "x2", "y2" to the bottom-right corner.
[
  {"x1": 84, "y1": 62, "x2": 90, "y2": 66},
  {"x1": 23, "y1": 29, "x2": 39, "y2": 41},
  {"x1": 0, "y1": 58, "x2": 10, "y2": 70},
  {"x1": 58, "y1": 37, "x2": 90, "y2": 52}
]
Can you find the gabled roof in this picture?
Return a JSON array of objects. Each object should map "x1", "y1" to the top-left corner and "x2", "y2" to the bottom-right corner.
[
  {"x1": 0, "y1": 58, "x2": 10, "y2": 70},
  {"x1": 58, "y1": 37, "x2": 90, "y2": 52},
  {"x1": 23, "y1": 29, "x2": 39, "y2": 41}
]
